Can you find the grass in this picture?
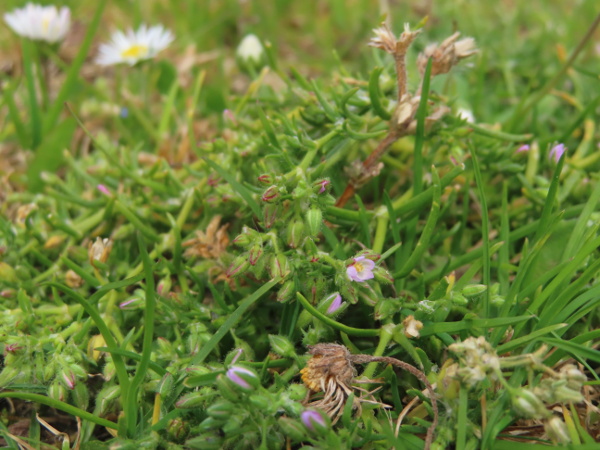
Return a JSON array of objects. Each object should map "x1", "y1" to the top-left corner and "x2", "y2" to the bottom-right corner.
[{"x1": 0, "y1": 0, "x2": 599, "y2": 448}]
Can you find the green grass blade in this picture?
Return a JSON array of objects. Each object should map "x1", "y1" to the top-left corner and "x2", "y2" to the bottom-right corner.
[
  {"x1": 43, "y1": 0, "x2": 108, "y2": 134},
  {"x1": 0, "y1": 392, "x2": 117, "y2": 430},
  {"x1": 190, "y1": 279, "x2": 278, "y2": 365},
  {"x1": 204, "y1": 158, "x2": 262, "y2": 218}
]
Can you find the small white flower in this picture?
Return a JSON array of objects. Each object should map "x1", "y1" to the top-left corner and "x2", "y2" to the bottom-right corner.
[
  {"x1": 457, "y1": 107, "x2": 475, "y2": 123},
  {"x1": 96, "y1": 24, "x2": 174, "y2": 66},
  {"x1": 236, "y1": 34, "x2": 264, "y2": 64},
  {"x1": 4, "y1": 3, "x2": 70, "y2": 43}
]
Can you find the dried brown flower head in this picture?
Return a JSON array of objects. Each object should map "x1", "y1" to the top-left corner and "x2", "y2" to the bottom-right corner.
[
  {"x1": 88, "y1": 237, "x2": 113, "y2": 266},
  {"x1": 301, "y1": 343, "x2": 438, "y2": 449},
  {"x1": 183, "y1": 215, "x2": 230, "y2": 259},
  {"x1": 369, "y1": 22, "x2": 421, "y2": 57},
  {"x1": 417, "y1": 32, "x2": 478, "y2": 76}
]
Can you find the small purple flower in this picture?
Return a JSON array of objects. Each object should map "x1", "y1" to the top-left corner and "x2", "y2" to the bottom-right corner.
[
  {"x1": 346, "y1": 256, "x2": 375, "y2": 282},
  {"x1": 516, "y1": 144, "x2": 530, "y2": 153},
  {"x1": 226, "y1": 365, "x2": 257, "y2": 390},
  {"x1": 301, "y1": 409, "x2": 326, "y2": 432},
  {"x1": 119, "y1": 107, "x2": 129, "y2": 118},
  {"x1": 62, "y1": 371, "x2": 76, "y2": 390},
  {"x1": 549, "y1": 143, "x2": 566, "y2": 163},
  {"x1": 97, "y1": 184, "x2": 111, "y2": 196},
  {"x1": 119, "y1": 297, "x2": 142, "y2": 310},
  {"x1": 326, "y1": 293, "x2": 343, "y2": 314}
]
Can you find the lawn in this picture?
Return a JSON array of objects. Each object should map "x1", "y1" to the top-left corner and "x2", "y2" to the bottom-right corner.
[{"x1": 0, "y1": 0, "x2": 599, "y2": 448}]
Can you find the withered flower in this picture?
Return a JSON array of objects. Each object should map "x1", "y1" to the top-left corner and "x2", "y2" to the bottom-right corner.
[
  {"x1": 417, "y1": 32, "x2": 478, "y2": 76},
  {"x1": 369, "y1": 22, "x2": 421, "y2": 57},
  {"x1": 301, "y1": 343, "x2": 438, "y2": 450},
  {"x1": 183, "y1": 215, "x2": 230, "y2": 259},
  {"x1": 88, "y1": 237, "x2": 113, "y2": 265},
  {"x1": 402, "y1": 315, "x2": 423, "y2": 338}
]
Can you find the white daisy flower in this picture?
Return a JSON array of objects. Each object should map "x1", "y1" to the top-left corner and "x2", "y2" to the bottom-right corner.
[
  {"x1": 4, "y1": 3, "x2": 71, "y2": 43},
  {"x1": 96, "y1": 24, "x2": 174, "y2": 66},
  {"x1": 236, "y1": 34, "x2": 264, "y2": 64}
]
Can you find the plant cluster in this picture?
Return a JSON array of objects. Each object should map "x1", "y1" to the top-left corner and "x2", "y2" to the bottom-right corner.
[{"x1": 1, "y1": 1, "x2": 599, "y2": 449}]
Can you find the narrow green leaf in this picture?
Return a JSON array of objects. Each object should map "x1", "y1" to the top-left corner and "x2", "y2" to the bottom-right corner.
[
  {"x1": 0, "y1": 392, "x2": 117, "y2": 430},
  {"x1": 190, "y1": 280, "x2": 278, "y2": 365},
  {"x1": 204, "y1": 158, "x2": 262, "y2": 218}
]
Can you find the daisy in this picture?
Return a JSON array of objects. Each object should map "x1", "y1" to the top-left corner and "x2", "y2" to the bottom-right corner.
[
  {"x1": 4, "y1": 3, "x2": 71, "y2": 43},
  {"x1": 96, "y1": 24, "x2": 174, "y2": 66},
  {"x1": 236, "y1": 33, "x2": 264, "y2": 64}
]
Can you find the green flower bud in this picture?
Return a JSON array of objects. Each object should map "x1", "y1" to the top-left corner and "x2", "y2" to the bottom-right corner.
[
  {"x1": 248, "y1": 244, "x2": 263, "y2": 266},
  {"x1": 261, "y1": 185, "x2": 280, "y2": 203},
  {"x1": 461, "y1": 284, "x2": 487, "y2": 297},
  {"x1": 373, "y1": 267, "x2": 394, "y2": 284},
  {"x1": 450, "y1": 291, "x2": 468, "y2": 306},
  {"x1": 268, "y1": 334, "x2": 296, "y2": 358},
  {"x1": 490, "y1": 294, "x2": 505, "y2": 307},
  {"x1": 226, "y1": 255, "x2": 250, "y2": 277},
  {"x1": 155, "y1": 373, "x2": 174, "y2": 396},
  {"x1": 225, "y1": 365, "x2": 260, "y2": 391},
  {"x1": 166, "y1": 418, "x2": 190, "y2": 443},
  {"x1": 207, "y1": 400, "x2": 235, "y2": 420},
  {"x1": 286, "y1": 219, "x2": 305, "y2": 248},
  {"x1": 0, "y1": 262, "x2": 17, "y2": 283},
  {"x1": 71, "y1": 382, "x2": 90, "y2": 409},
  {"x1": 48, "y1": 379, "x2": 68, "y2": 402},
  {"x1": 544, "y1": 416, "x2": 571, "y2": 444},
  {"x1": 305, "y1": 207, "x2": 323, "y2": 237},
  {"x1": 278, "y1": 417, "x2": 305, "y2": 442},
  {"x1": 276, "y1": 280, "x2": 295, "y2": 303},
  {"x1": 512, "y1": 388, "x2": 551, "y2": 419},
  {"x1": 222, "y1": 415, "x2": 247, "y2": 437},
  {"x1": 257, "y1": 174, "x2": 273, "y2": 185},
  {"x1": 176, "y1": 390, "x2": 214, "y2": 409},
  {"x1": 263, "y1": 203, "x2": 280, "y2": 229},
  {"x1": 269, "y1": 253, "x2": 290, "y2": 279},
  {"x1": 287, "y1": 383, "x2": 308, "y2": 402},
  {"x1": 248, "y1": 393, "x2": 272, "y2": 411},
  {"x1": 96, "y1": 385, "x2": 120, "y2": 414}
]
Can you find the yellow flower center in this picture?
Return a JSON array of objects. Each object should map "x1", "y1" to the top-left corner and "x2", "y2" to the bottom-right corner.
[
  {"x1": 354, "y1": 261, "x2": 364, "y2": 273},
  {"x1": 121, "y1": 44, "x2": 148, "y2": 59}
]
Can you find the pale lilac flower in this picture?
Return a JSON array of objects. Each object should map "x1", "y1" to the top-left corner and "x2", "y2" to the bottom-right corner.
[
  {"x1": 346, "y1": 256, "x2": 375, "y2": 282},
  {"x1": 230, "y1": 348, "x2": 243, "y2": 364},
  {"x1": 226, "y1": 365, "x2": 256, "y2": 389},
  {"x1": 62, "y1": 371, "x2": 76, "y2": 389},
  {"x1": 96, "y1": 24, "x2": 174, "y2": 66},
  {"x1": 4, "y1": 3, "x2": 71, "y2": 43},
  {"x1": 317, "y1": 179, "x2": 330, "y2": 194},
  {"x1": 516, "y1": 144, "x2": 530, "y2": 153},
  {"x1": 119, "y1": 297, "x2": 142, "y2": 310},
  {"x1": 97, "y1": 184, "x2": 111, "y2": 196},
  {"x1": 301, "y1": 409, "x2": 326, "y2": 432},
  {"x1": 326, "y1": 293, "x2": 343, "y2": 314},
  {"x1": 549, "y1": 143, "x2": 566, "y2": 163}
]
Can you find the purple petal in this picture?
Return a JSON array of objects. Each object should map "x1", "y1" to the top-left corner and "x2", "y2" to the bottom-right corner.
[
  {"x1": 326, "y1": 294, "x2": 343, "y2": 314},
  {"x1": 226, "y1": 366, "x2": 255, "y2": 389},
  {"x1": 301, "y1": 410, "x2": 326, "y2": 431},
  {"x1": 346, "y1": 265, "x2": 361, "y2": 282}
]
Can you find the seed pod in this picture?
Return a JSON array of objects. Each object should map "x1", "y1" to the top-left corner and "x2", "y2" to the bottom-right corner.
[{"x1": 305, "y1": 207, "x2": 323, "y2": 237}]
